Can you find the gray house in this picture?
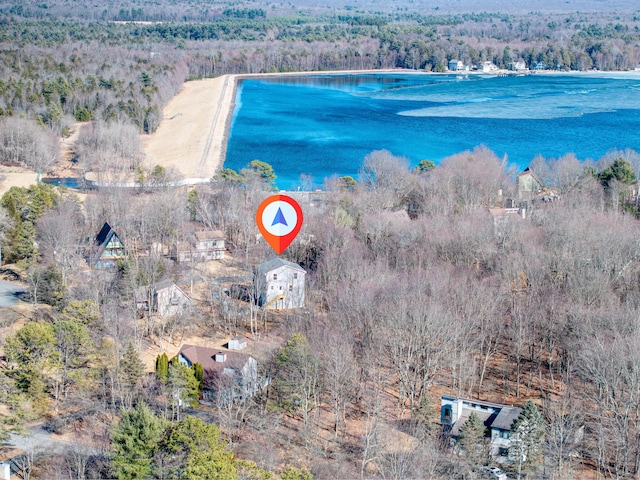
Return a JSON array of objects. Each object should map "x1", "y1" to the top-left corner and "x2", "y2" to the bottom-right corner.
[
  {"x1": 254, "y1": 257, "x2": 306, "y2": 309},
  {"x1": 135, "y1": 279, "x2": 192, "y2": 317},
  {"x1": 441, "y1": 395, "x2": 523, "y2": 458},
  {"x1": 172, "y1": 230, "x2": 226, "y2": 263}
]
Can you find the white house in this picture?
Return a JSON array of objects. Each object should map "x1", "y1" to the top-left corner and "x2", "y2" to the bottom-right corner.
[
  {"x1": 177, "y1": 344, "x2": 259, "y2": 403},
  {"x1": 480, "y1": 61, "x2": 499, "y2": 72},
  {"x1": 441, "y1": 395, "x2": 523, "y2": 458},
  {"x1": 254, "y1": 257, "x2": 306, "y2": 309},
  {"x1": 448, "y1": 59, "x2": 464, "y2": 71},
  {"x1": 1, "y1": 462, "x2": 10, "y2": 480},
  {"x1": 227, "y1": 335, "x2": 249, "y2": 351},
  {"x1": 508, "y1": 60, "x2": 527, "y2": 71}
]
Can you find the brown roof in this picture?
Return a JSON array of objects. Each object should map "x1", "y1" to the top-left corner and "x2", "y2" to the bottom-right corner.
[{"x1": 177, "y1": 344, "x2": 251, "y2": 375}]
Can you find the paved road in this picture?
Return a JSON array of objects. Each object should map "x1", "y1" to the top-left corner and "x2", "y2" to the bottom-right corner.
[
  {"x1": 7, "y1": 425, "x2": 71, "y2": 454},
  {"x1": 0, "y1": 280, "x2": 26, "y2": 308},
  {"x1": 6, "y1": 424, "x2": 99, "y2": 457}
]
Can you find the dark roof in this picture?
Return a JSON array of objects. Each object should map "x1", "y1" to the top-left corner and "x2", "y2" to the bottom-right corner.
[
  {"x1": 92, "y1": 222, "x2": 123, "y2": 266},
  {"x1": 492, "y1": 406, "x2": 523, "y2": 430},
  {"x1": 95, "y1": 222, "x2": 114, "y2": 245},
  {"x1": 257, "y1": 257, "x2": 305, "y2": 275},
  {"x1": 442, "y1": 396, "x2": 523, "y2": 434},
  {"x1": 451, "y1": 409, "x2": 494, "y2": 436}
]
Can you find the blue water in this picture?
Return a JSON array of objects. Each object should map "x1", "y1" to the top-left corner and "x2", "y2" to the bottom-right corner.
[{"x1": 225, "y1": 72, "x2": 640, "y2": 190}]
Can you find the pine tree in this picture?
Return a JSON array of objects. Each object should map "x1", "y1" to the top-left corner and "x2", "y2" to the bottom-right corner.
[
  {"x1": 166, "y1": 362, "x2": 200, "y2": 421},
  {"x1": 156, "y1": 416, "x2": 236, "y2": 480},
  {"x1": 509, "y1": 400, "x2": 546, "y2": 479},
  {"x1": 155, "y1": 352, "x2": 169, "y2": 382},
  {"x1": 192, "y1": 362, "x2": 204, "y2": 393},
  {"x1": 110, "y1": 401, "x2": 165, "y2": 479},
  {"x1": 120, "y1": 342, "x2": 145, "y2": 408},
  {"x1": 459, "y1": 411, "x2": 487, "y2": 464}
]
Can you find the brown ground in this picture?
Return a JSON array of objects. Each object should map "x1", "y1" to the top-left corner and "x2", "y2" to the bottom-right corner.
[
  {"x1": 142, "y1": 75, "x2": 236, "y2": 180},
  {"x1": 0, "y1": 166, "x2": 38, "y2": 196}
]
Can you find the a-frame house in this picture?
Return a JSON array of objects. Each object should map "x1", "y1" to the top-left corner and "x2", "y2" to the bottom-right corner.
[{"x1": 91, "y1": 222, "x2": 125, "y2": 269}]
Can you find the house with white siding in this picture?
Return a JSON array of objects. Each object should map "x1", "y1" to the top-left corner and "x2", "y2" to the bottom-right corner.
[
  {"x1": 135, "y1": 279, "x2": 192, "y2": 317},
  {"x1": 254, "y1": 257, "x2": 306, "y2": 309}
]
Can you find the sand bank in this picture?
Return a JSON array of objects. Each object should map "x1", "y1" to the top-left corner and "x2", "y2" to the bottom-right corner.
[
  {"x1": 142, "y1": 74, "x2": 236, "y2": 181},
  {"x1": 0, "y1": 166, "x2": 38, "y2": 196},
  {"x1": 141, "y1": 70, "x2": 407, "y2": 181}
]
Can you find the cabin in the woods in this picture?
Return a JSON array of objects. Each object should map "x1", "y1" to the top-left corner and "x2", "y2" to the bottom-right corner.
[
  {"x1": 91, "y1": 222, "x2": 125, "y2": 269},
  {"x1": 172, "y1": 230, "x2": 226, "y2": 263}
]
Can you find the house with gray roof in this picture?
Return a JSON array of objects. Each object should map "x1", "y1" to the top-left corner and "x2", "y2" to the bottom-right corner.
[
  {"x1": 171, "y1": 229, "x2": 226, "y2": 263},
  {"x1": 135, "y1": 279, "x2": 192, "y2": 317},
  {"x1": 254, "y1": 257, "x2": 305, "y2": 309},
  {"x1": 441, "y1": 395, "x2": 523, "y2": 458}
]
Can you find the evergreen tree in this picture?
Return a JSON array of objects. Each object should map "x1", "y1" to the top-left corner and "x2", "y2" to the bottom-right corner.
[
  {"x1": 0, "y1": 183, "x2": 59, "y2": 264},
  {"x1": 271, "y1": 333, "x2": 320, "y2": 427},
  {"x1": 509, "y1": 400, "x2": 546, "y2": 479},
  {"x1": 59, "y1": 300, "x2": 100, "y2": 326},
  {"x1": 242, "y1": 160, "x2": 276, "y2": 189},
  {"x1": 458, "y1": 411, "x2": 487, "y2": 464},
  {"x1": 215, "y1": 168, "x2": 245, "y2": 184},
  {"x1": 5, "y1": 322, "x2": 58, "y2": 406},
  {"x1": 166, "y1": 361, "x2": 200, "y2": 421},
  {"x1": 192, "y1": 362, "x2": 204, "y2": 393},
  {"x1": 53, "y1": 319, "x2": 92, "y2": 398},
  {"x1": 110, "y1": 401, "x2": 165, "y2": 480},
  {"x1": 120, "y1": 342, "x2": 145, "y2": 408},
  {"x1": 416, "y1": 159, "x2": 436, "y2": 173},
  {"x1": 155, "y1": 352, "x2": 169, "y2": 382},
  {"x1": 155, "y1": 415, "x2": 236, "y2": 480},
  {"x1": 598, "y1": 158, "x2": 636, "y2": 188}
]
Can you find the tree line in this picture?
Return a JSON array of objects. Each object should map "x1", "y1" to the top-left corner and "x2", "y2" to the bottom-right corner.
[
  {"x1": 1, "y1": 146, "x2": 640, "y2": 477},
  {"x1": 0, "y1": 2, "x2": 637, "y2": 177}
]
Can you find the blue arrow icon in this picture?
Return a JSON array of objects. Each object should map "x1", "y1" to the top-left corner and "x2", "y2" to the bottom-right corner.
[{"x1": 271, "y1": 207, "x2": 288, "y2": 227}]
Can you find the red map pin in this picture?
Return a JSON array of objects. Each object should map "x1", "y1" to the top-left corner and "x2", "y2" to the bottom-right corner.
[{"x1": 256, "y1": 194, "x2": 304, "y2": 255}]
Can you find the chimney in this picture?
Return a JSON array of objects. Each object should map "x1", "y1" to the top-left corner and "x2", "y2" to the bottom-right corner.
[{"x1": 215, "y1": 352, "x2": 227, "y2": 363}]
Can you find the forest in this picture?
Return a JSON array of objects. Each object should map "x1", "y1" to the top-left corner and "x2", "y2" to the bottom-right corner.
[
  {"x1": 0, "y1": 0, "x2": 639, "y2": 143},
  {"x1": 2, "y1": 147, "x2": 640, "y2": 478},
  {"x1": 1, "y1": 0, "x2": 640, "y2": 478}
]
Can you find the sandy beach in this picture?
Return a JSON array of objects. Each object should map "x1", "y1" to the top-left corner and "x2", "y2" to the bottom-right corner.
[
  {"x1": 142, "y1": 74, "x2": 236, "y2": 181},
  {"x1": 141, "y1": 69, "x2": 402, "y2": 181},
  {"x1": 0, "y1": 166, "x2": 38, "y2": 196}
]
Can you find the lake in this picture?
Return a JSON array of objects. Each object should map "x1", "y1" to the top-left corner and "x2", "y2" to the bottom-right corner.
[{"x1": 224, "y1": 72, "x2": 640, "y2": 190}]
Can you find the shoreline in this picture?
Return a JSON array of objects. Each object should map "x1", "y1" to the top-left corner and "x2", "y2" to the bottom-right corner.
[
  {"x1": 143, "y1": 68, "x2": 640, "y2": 186},
  {"x1": 142, "y1": 73, "x2": 237, "y2": 181}
]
